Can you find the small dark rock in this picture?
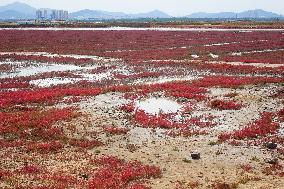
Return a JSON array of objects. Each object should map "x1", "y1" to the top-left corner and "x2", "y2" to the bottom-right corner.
[
  {"x1": 191, "y1": 153, "x2": 201, "y2": 160},
  {"x1": 266, "y1": 158, "x2": 278, "y2": 164},
  {"x1": 80, "y1": 174, "x2": 89, "y2": 179},
  {"x1": 266, "y1": 142, "x2": 277, "y2": 150},
  {"x1": 179, "y1": 98, "x2": 188, "y2": 102}
]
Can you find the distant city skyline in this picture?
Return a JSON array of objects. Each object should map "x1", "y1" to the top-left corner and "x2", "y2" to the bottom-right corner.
[
  {"x1": 36, "y1": 9, "x2": 68, "y2": 20},
  {"x1": 0, "y1": 0, "x2": 284, "y2": 16}
]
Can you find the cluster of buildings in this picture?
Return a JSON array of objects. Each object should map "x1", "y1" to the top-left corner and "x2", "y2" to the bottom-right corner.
[{"x1": 36, "y1": 9, "x2": 69, "y2": 20}]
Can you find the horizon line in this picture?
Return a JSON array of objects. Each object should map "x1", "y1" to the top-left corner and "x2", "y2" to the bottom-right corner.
[{"x1": 0, "y1": 1, "x2": 284, "y2": 17}]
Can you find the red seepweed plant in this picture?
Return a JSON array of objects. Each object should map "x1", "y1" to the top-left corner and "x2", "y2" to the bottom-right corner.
[
  {"x1": 89, "y1": 156, "x2": 161, "y2": 189},
  {"x1": 219, "y1": 112, "x2": 280, "y2": 142},
  {"x1": 210, "y1": 99, "x2": 243, "y2": 110}
]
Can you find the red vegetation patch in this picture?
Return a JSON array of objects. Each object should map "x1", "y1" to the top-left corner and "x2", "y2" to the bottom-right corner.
[
  {"x1": 0, "y1": 139, "x2": 25, "y2": 148},
  {"x1": 0, "y1": 107, "x2": 83, "y2": 154},
  {"x1": 89, "y1": 156, "x2": 161, "y2": 189},
  {"x1": 31, "y1": 127, "x2": 64, "y2": 140},
  {"x1": 0, "y1": 169, "x2": 12, "y2": 180},
  {"x1": 69, "y1": 138, "x2": 103, "y2": 149},
  {"x1": 17, "y1": 164, "x2": 41, "y2": 174},
  {"x1": 262, "y1": 164, "x2": 284, "y2": 177},
  {"x1": 1, "y1": 30, "x2": 283, "y2": 64},
  {"x1": 278, "y1": 108, "x2": 284, "y2": 121},
  {"x1": 0, "y1": 87, "x2": 102, "y2": 108},
  {"x1": 97, "y1": 80, "x2": 208, "y2": 101},
  {"x1": 109, "y1": 76, "x2": 283, "y2": 104},
  {"x1": 26, "y1": 141, "x2": 64, "y2": 154},
  {"x1": 114, "y1": 72, "x2": 162, "y2": 80},
  {"x1": 0, "y1": 63, "x2": 13, "y2": 71},
  {"x1": 0, "y1": 81, "x2": 30, "y2": 89},
  {"x1": 0, "y1": 54, "x2": 94, "y2": 65},
  {"x1": 63, "y1": 96, "x2": 83, "y2": 104},
  {"x1": 188, "y1": 61, "x2": 284, "y2": 76},
  {"x1": 222, "y1": 50, "x2": 284, "y2": 64},
  {"x1": 134, "y1": 110, "x2": 187, "y2": 129},
  {"x1": 193, "y1": 76, "x2": 283, "y2": 88},
  {"x1": 120, "y1": 103, "x2": 136, "y2": 113},
  {"x1": 210, "y1": 99, "x2": 243, "y2": 110},
  {"x1": 133, "y1": 110, "x2": 215, "y2": 132},
  {"x1": 219, "y1": 112, "x2": 280, "y2": 141},
  {"x1": 149, "y1": 82, "x2": 208, "y2": 101},
  {"x1": 0, "y1": 107, "x2": 78, "y2": 136},
  {"x1": 240, "y1": 164, "x2": 253, "y2": 173}
]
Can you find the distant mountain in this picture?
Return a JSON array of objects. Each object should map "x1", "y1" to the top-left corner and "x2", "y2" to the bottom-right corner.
[
  {"x1": 238, "y1": 9, "x2": 282, "y2": 18},
  {"x1": 0, "y1": 10, "x2": 28, "y2": 19},
  {"x1": 187, "y1": 9, "x2": 282, "y2": 19},
  {"x1": 0, "y1": 2, "x2": 36, "y2": 19},
  {"x1": 70, "y1": 9, "x2": 129, "y2": 19},
  {"x1": 129, "y1": 10, "x2": 172, "y2": 19},
  {"x1": 70, "y1": 9, "x2": 172, "y2": 19},
  {"x1": 188, "y1": 12, "x2": 236, "y2": 19}
]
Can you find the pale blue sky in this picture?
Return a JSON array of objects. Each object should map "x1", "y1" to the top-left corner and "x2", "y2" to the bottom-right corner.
[{"x1": 1, "y1": 0, "x2": 284, "y2": 16}]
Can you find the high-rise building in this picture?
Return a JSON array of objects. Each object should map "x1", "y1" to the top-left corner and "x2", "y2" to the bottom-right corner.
[
  {"x1": 63, "y1": 11, "x2": 69, "y2": 20},
  {"x1": 51, "y1": 10, "x2": 56, "y2": 20},
  {"x1": 44, "y1": 10, "x2": 48, "y2": 19},
  {"x1": 36, "y1": 10, "x2": 43, "y2": 20},
  {"x1": 37, "y1": 9, "x2": 69, "y2": 20},
  {"x1": 50, "y1": 10, "x2": 69, "y2": 20},
  {"x1": 59, "y1": 10, "x2": 64, "y2": 20}
]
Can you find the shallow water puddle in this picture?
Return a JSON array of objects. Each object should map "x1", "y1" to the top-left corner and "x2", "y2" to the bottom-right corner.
[
  {"x1": 0, "y1": 63, "x2": 82, "y2": 78},
  {"x1": 209, "y1": 53, "x2": 219, "y2": 59},
  {"x1": 191, "y1": 54, "x2": 199, "y2": 58},
  {"x1": 135, "y1": 98, "x2": 182, "y2": 115},
  {"x1": 0, "y1": 51, "x2": 118, "y2": 62},
  {"x1": 1, "y1": 60, "x2": 114, "y2": 87}
]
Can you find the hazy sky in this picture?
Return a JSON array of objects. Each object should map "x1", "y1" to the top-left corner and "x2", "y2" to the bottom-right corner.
[{"x1": 1, "y1": 0, "x2": 284, "y2": 16}]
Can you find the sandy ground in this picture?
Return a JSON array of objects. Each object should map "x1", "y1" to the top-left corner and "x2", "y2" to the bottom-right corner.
[
  {"x1": 51, "y1": 83, "x2": 284, "y2": 189},
  {"x1": 1, "y1": 77, "x2": 284, "y2": 188}
]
